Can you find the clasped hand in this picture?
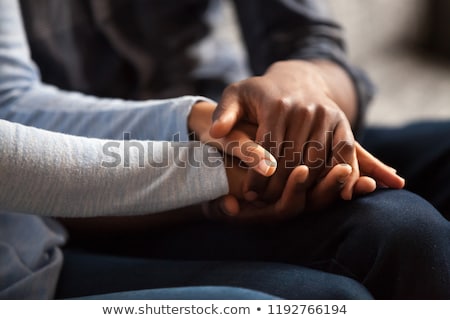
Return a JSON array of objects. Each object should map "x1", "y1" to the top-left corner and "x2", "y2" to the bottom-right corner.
[{"x1": 189, "y1": 60, "x2": 405, "y2": 223}]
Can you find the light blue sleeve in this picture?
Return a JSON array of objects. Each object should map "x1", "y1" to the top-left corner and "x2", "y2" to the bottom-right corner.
[
  {"x1": 0, "y1": 0, "x2": 206, "y2": 141},
  {"x1": 0, "y1": 119, "x2": 228, "y2": 217},
  {"x1": 0, "y1": 0, "x2": 229, "y2": 217}
]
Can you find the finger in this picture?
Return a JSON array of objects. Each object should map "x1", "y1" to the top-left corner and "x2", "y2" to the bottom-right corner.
[
  {"x1": 220, "y1": 195, "x2": 241, "y2": 217},
  {"x1": 206, "y1": 129, "x2": 277, "y2": 177},
  {"x1": 355, "y1": 142, "x2": 405, "y2": 189},
  {"x1": 243, "y1": 115, "x2": 286, "y2": 198},
  {"x1": 353, "y1": 176, "x2": 377, "y2": 196},
  {"x1": 256, "y1": 111, "x2": 310, "y2": 203},
  {"x1": 233, "y1": 165, "x2": 309, "y2": 224},
  {"x1": 238, "y1": 139, "x2": 277, "y2": 177},
  {"x1": 339, "y1": 147, "x2": 360, "y2": 201},
  {"x1": 332, "y1": 121, "x2": 359, "y2": 200},
  {"x1": 256, "y1": 106, "x2": 313, "y2": 202},
  {"x1": 273, "y1": 165, "x2": 309, "y2": 218},
  {"x1": 284, "y1": 106, "x2": 313, "y2": 171},
  {"x1": 203, "y1": 196, "x2": 266, "y2": 224},
  {"x1": 255, "y1": 113, "x2": 286, "y2": 159},
  {"x1": 202, "y1": 197, "x2": 227, "y2": 222},
  {"x1": 243, "y1": 169, "x2": 272, "y2": 201},
  {"x1": 331, "y1": 120, "x2": 355, "y2": 167},
  {"x1": 210, "y1": 85, "x2": 244, "y2": 138},
  {"x1": 202, "y1": 195, "x2": 241, "y2": 223},
  {"x1": 302, "y1": 107, "x2": 330, "y2": 183},
  {"x1": 307, "y1": 164, "x2": 352, "y2": 211},
  {"x1": 254, "y1": 162, "x2": 290, "y2": 203}
]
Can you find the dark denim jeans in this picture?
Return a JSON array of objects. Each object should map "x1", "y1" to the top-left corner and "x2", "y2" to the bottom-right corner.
[
  {"x1": 75, "y1": 286, "x2": 281, "y2": 300},
  {"x1": 57, "y1": 190, "x2": 450, "y2": 299},
  {"x1": 362, "y1": 121, "x2": 450, "y2": 217},
  {"x1": 57, "y1": 250, "x2": 373, "y2": 299}
]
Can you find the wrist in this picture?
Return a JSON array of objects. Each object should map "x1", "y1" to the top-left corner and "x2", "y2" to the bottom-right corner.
[
  {"x1": 188, "y1": 100, "x2": 216, "y2": 141},
  {"x1": 266, "y1": 60, "x2": 331, "y2": 95}
]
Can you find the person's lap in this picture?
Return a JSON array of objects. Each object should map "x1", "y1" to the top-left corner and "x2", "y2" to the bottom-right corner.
[
  {"x1": 58, "y1": 118, "x2": 450, "y2": 300},
  {"x1": 122, "y1": 190, "x2": 450, "y2": 299},
  {"x1": 59, "y1": 189, "x2": 450, "y2": 299}
]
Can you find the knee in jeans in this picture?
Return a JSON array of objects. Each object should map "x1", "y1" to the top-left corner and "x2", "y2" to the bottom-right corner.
[
  {"x1": 325, "y1": 276, "x2": 373, "y2": 299},
  {"x1": 352, "y1": 190, "x2": 447, "y2": 249}
]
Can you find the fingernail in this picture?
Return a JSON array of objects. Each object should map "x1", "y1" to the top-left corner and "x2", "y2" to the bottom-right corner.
[
  {"x1": 388, "y1": 166, "x2": 397, "y2": 173},
  {"x1": 255, "y1": 157, "x2": 277, "y2": 176},
  {"x1": 255, "y1": 159, "x2": 277, "y2": 176},
  {"x1": 342, "y1": 192, "x2": 352, "y2": 201},
  {"x1": 295, "y1": 165, "x2": 309, "y2": 184},
  {"x1": 244, "y1": 191, "x2": 258, "y2": 201},
  {"x1": 338, "y1": 164, "x2": 352, "y2": 184}
]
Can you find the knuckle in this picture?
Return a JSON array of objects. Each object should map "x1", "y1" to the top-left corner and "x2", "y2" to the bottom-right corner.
[
  {"x1": 276, "y1": 96, "x2": 294, "y2": 110},
  {"x1": 314, "y1": 103, "x2": 338, "y2": 119},
  {"x1": 276, "y1": 98, "x2": 304, "y2": 119},
  {"x1": 315, "y1": 103, "x2": 327, "y2": 114},
  {"x1": 339, "y1": 139, "x2": 355, "y2": 152},
  {"x1": 297, "y1": 104, "x2": 314, "y2": 121},
  {"x1": 333, "y1": 139, "x2": 355, "y2": 163}
]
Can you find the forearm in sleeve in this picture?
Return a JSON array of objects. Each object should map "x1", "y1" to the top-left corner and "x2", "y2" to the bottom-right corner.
[
  {"x1": 0, "y1": 119, "x2": 228, "y2": 217},
  {"x1": 0, "y1": 0, "x2": 208, "y2": 141}
]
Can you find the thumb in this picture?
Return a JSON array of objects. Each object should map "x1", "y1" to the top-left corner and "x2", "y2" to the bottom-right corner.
[
  {"x1": 210, "y1": 86, "x2": 243, "y2": 138},
  {"x1": 221, "y1": 130, "x2": 277, "y2": 177}
]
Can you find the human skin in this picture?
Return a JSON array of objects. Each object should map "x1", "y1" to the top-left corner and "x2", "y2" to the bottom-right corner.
[
  {"x1": 204, "y1": 59, "x2": 405, "y2": 219},
  {"x1": 210, "y1": 60, "x2": 360, "y2": 200},
  {"x1": 189, "y1": 99, "x2": 404, "y2": 222}
]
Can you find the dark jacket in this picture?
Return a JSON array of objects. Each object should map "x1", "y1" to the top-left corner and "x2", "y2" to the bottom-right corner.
[{"x1": 19, "y1": 0, "x2": 373, "y2": 129}]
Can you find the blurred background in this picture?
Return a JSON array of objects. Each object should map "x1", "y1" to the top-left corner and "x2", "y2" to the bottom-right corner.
[
  {"x1": 329, "y1": 0, "x2": 450, "y2": 126},
  {"x1": 219, "y1": 0, "x2": 450, "y2": 126}
]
